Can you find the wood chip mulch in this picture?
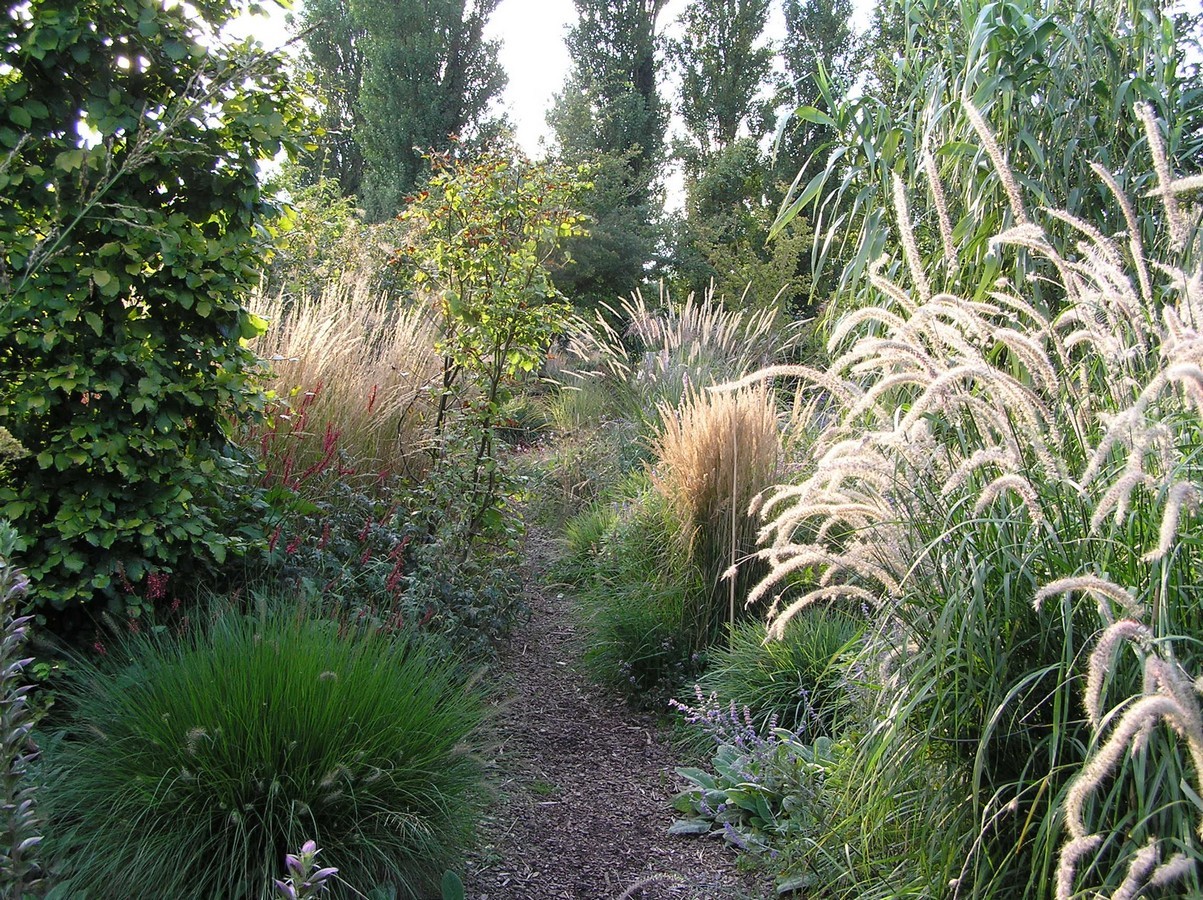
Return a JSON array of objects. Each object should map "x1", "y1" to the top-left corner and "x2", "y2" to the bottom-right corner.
[{"x1": 461, "y1": 529, "x2": 774, "y2": 900}]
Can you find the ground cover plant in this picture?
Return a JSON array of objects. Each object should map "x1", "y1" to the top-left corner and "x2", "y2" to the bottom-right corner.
[{"x1": 39, "y1": 601, "x2": 487, "y2": 899}]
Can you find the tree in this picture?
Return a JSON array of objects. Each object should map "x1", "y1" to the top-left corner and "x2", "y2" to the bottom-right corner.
[
  {"x1": 548, "y1": 0, "x2": 668, "y2": 307},
  {"x1": 296, "y1": 0, "x2": 507, "y2": 219},
  {"x1": 669, "y1": 0, "x2": 788, "y2": 307},
  {"x1": 397, "y1": 147, "x2": 589, "y2": 553},
  {"x1": 772, "y1": 0, "x2": 855, "y2": 192},
  {"x1": 671, "y1": 0, "x2": 775, "y2": 175},
  {"x1": 290, "y1": 0, "x2": 366, "y2": 196},
  {"x1": 0, "y1": 0, "x2": 309, "y2": 616}
]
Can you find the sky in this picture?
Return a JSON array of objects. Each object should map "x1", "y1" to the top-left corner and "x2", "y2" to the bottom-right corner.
[{"x1": 239, "y1": 0, "x2": 872, "y2": 158}]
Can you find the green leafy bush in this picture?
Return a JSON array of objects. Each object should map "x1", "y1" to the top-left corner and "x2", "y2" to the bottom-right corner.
[
  {"x1": 0, "y1": 0, "x2": 308, "y2": 615},
  {"x1": 40, "y1": 604, "x2": 487, "y2": 899}
]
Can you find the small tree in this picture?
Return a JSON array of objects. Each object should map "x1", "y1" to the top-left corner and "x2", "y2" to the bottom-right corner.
[
  {"x1": 0, "y1": 0, "x2": 309, "y2": 616},
  {"x1": 397, "y1": 147, "x2": 589, "y2": 551}
]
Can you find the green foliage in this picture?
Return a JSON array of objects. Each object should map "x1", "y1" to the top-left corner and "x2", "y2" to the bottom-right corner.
[
  {"x1": 570, "y1": 480, "x2": 704, "y2": 707},
  {"x1": 672, "y1": 139, "x2": 813, "y2": 312},
  {"x1": 695, "y1": 612, "x2": 863, "y2": 739},
  {"x1": 40, "y1": 604, "x2": 487, "y2": 899},
  {"x1": 779, "y1": 0, "x2": 1203, "y2": 314},
  {"x1": 549, "y1": 148, "x2": 663, "y2": 309},
  {"x1": 397, "y1": 147, "x2": 589, "y2": 554},
  {"x1": 298, "y1": 0, "x2": 508, "y2": 219},
  {"x1": 548, "y1": 0, "x2": 669, "y2": 307},
  {"x1": 671, "y1": 0, "x2": 775, "y2": 169},
  {"x1": 772, "y1": 0, "x2": 856, "y2": 192},
  {"x1": 0, "y1": 0, "x2": 310, "y2": 617},
  {"x1": 670, "y1": 690, "x2": 845, "y2": 879},
  {"x1": 262, "y1": 172, "x2": 403, "y2": 303}
]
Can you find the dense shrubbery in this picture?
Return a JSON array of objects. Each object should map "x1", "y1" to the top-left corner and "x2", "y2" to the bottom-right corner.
[
  {"x1": 0, "y1": 0, "x2": 308, "y2": 616},
  {"x1": 39, "y1": 604, "x2": 487, "y2": 899}
]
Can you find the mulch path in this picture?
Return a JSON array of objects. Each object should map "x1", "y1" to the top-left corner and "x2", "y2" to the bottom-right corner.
[{"x1": 461, "y1": 528, "x2": 774, "y2": 900}]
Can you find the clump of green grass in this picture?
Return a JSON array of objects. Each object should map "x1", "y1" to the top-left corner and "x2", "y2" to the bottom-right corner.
[
  {"x1": 40, "y1": 602, "x2": 487, "y2": 899},
  {"x1": 571, "y1": 479, "x2": 705, "y2": 707},
  {"x1": 694, "y1": 609, "x2": 863, "y2": 740}
]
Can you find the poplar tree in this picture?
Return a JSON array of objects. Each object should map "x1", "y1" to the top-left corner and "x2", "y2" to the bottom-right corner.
[
  {"x1": 296, "y1": 0, "x2": 507, "y2": 219},
  {"x1": 670, "y1": 0, "x2": 792, "y2": 308},
  {"x1": 547, "y1": 0, "x2": 668, "y2": 307}
]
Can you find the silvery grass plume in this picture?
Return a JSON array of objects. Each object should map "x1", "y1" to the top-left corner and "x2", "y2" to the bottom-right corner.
[
  {"x1": 559, "y1": 285, "x2": 789, "y2": 409},
  {"x1": 727, "y1": 99, "x2": 1203, "y2": 895},
  {"x1": 0, "y1": 531, "x2": 40, "y2": 898}
]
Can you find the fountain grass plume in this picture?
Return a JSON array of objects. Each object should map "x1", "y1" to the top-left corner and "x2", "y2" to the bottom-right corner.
[{"x1": 736, "y1": 99, "x2": 1203, "y2": 896}]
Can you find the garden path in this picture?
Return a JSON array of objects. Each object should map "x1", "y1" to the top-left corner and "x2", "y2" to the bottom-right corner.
[{"x1": 461, "y1": 527, "x2": 772, "y2": 900}]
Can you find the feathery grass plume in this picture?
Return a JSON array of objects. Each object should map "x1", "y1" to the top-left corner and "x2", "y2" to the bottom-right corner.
[
  {"x1": 652, "y1": 386, "x2": 780, "y2": 646},
  {"x1": 742, "y1": 97, "x2": 1203, "y2": 897},
  {"x1": 892, "y1": 173, "x2": 932, "y2": 303},
  {"x1": 962, "y1": 97, "x2": 1030, "y2": 226},
  {"x1": 251, "y1": 278, "x2": 442, "y2": 478},
  {"x1": 923, "y1": 140, "x2": 957, "y2": 268},
  {"x1": 1137, "y1": 102, "x2": 1188, "y2": 252},
  {"x1": 558, "y1": 285, "x2": 791, "y2": 425}
]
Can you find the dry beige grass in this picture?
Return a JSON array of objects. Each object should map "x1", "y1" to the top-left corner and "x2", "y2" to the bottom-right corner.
[
  {"x1": 251, "y1": 277, "x2": 442, "y2": 478},
  {"x1": 652, "y1": 386, "x2": 780, "y2": 643}
]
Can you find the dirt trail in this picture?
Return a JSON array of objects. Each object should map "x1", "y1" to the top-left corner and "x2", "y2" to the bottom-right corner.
[{"x1": 462, "y1": 528, "x2": 771, "y2": 900}]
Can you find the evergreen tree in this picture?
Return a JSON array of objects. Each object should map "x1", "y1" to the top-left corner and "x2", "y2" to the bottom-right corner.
[
  {"x1": 296, "y1": 0, "x2": 507, "y2": 219},
  {"x1": 548, "y1": 0, "x2": 669, "y2": 307}
]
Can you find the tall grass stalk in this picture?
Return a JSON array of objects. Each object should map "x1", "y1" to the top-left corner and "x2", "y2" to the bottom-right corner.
[
  {"x1": 252, "y1": 278, "x2": 441, "y2": 478},
  {"x1": 742, "y1": 102, "x2": 1203, "y2": 897}
]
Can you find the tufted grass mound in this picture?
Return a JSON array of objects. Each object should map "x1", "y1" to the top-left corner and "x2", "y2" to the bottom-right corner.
[{"x1": 40, "y1": 604, "x2": 487, "y2": 899}]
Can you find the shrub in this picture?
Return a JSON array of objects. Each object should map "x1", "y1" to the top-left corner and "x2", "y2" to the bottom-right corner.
[
  {"x1": 0, "y1": 0, "x2": 308, "y2": 615},
  {"x1": 40, "y1": 603, "x2": 487, "y2": 899},
  {"x1": 396, "y1": 147, "x2": 589, "y2": 555},
  {"x1": 669, "y1": 690, "x2": 845, "y2": 880}
]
